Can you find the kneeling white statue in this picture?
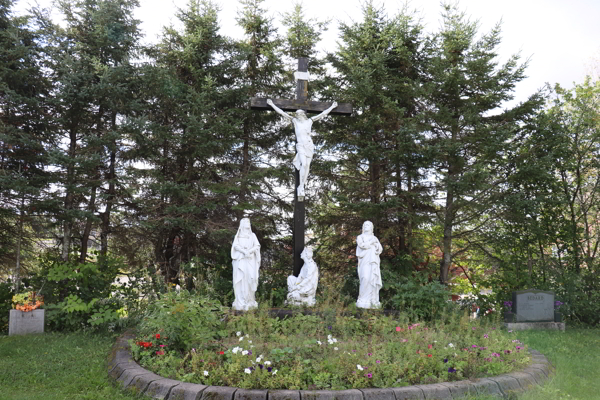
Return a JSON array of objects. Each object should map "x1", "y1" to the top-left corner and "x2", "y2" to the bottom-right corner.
[
  {"x1": 356, "y1": 221, "x2": 383, "y2": 309},
  {"x1": 231, "y1": 218, "x2": 261, "y2": 311},
  {"x1": 286, "y1": 247, "x2": 319, "y2": 306}
]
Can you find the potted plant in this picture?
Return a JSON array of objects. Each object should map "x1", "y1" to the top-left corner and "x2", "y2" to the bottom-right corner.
[
  {"x1": 9, "y1": 291, "x2": 45, "y2": 336},
  {"x1": 503, "y1": 301, "x2": 514, "y2": 323},
  {"x1": 554, "y1": 300, "x2": 564, "y2": 322}
]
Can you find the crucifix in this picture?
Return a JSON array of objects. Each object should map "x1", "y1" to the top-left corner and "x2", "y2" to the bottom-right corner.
[{"x1": 251, "y1": 57, "x2": 352, "y2": 277}]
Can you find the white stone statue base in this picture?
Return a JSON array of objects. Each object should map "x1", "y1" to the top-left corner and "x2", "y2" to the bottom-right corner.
[
  {"x1": 356, "y1": 299, "x2": 381, "y2": 309},
  {"x1": 232, "y1": 300, "x2": 258, "y2": 311}
]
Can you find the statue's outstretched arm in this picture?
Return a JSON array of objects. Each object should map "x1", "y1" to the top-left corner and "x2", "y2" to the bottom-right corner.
[
  {"x1": 311, "y1": 101, "x2": 338, "y2": 122},
  {"x1": 267, "y1": 99, "x2": 293, "y2": 122}
]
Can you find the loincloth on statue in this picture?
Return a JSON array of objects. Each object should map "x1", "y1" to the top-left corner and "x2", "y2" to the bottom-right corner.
[{"x1": 293, "y1": 141, "x2": 314, "y2": 170}]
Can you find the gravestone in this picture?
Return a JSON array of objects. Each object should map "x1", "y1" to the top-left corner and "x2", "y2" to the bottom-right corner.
[
  {"x1": 511, "y1": 290, "x2": 554, "y2": 322},
  {"x1": 8, "y1": 309, "x2": 45, "y2": 336}
]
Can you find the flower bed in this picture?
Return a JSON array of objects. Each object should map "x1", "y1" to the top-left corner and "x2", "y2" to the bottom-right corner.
[
  {"x1": 128, "y1": 310, "x2": 534, "y2": 390},
  {"x1": 108, "y1": 331, "x2": 553, "y2": 400}
]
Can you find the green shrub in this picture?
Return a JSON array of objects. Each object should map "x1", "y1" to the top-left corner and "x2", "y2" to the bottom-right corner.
[
  {"x1": 136, "y1": 289, "x2": 227, "y2": 352},
  {"x1": 32, "y1": 253, "x2": 124, "y2": 331},
  {"x1": 382, "y1": 272, "x2": 452, "y2": 321},
  {"x1": 0, "y1": 280, "x2": 15, "y2": 334}
]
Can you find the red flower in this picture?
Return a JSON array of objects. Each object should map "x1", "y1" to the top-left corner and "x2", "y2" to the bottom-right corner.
[
  {"x1": 219, "y1": 351, "x2": 224, "y2": 355},
  {"x1": 155, "y1": 334, "x2": 161, "y2": 339},
  {"x1": 427, "y1": 354, "x2": 432, "y2": 358},
  {"x1": 428, "y1": 344, "x2": 433, "y2": 349}
]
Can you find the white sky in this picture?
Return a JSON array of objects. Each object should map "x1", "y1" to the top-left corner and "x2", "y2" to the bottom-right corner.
[{"x1": 13, "y1": 0, "x2": 600, "y2": 107}]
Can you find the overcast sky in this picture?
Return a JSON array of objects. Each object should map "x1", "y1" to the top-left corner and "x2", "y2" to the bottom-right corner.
[{"x1": 13, "y1": 0, "x2": 600, "y2": 107}]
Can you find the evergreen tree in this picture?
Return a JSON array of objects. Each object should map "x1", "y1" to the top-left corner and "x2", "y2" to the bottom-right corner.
[
  {"x1": 0, "y1": 0, "x2": 52, "y2": 281},
  {"x1": 43, "y1": 0, "x2": 142, "y2": 262},
  {"x1": 314, "y1": 3, "x2": 430, "y2": 283},
  {"x1": 423, "y1": 4, "x2": 543, "y2": 283}
]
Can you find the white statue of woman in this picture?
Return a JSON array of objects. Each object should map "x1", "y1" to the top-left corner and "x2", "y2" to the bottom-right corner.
[
  {"x1": 231, "y1": 218, "x2": 261, "y2": 311},
  {"x1": 356, "y1": 221, "x2": 383, "y2": 309},
  {"x1": 286, "y1": 247, "x2": 319, "y2": 306}
]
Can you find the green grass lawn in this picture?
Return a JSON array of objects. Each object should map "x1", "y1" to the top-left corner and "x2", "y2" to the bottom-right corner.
[
  {"x1": 1, "y1": 328, "x2": 599, "y2": 400},
  {"x1": 469, "y1": 328, "x2": 600, "y2": 400},
  {"x1": 0, "y1": 332, "x2": 138, "y2": 400}
]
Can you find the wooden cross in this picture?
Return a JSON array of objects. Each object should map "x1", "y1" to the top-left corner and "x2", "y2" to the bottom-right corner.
[{"x1": 251, "y1": 57, "x2": 352, "y2": 277}]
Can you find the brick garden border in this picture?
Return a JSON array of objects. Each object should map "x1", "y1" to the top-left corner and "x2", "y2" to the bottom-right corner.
[{"x1": 108, "y1": 332, "x2": 553, "y2": 400}]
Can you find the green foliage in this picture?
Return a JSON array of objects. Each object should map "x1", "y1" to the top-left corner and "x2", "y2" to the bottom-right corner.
[
  {"x1": 0, "y1": 280, "x2": 14, "y2": 333},
  {"x1": 136, "y1": 289, "x2": 226, "y2": 352},
  {"x1": 382, "y1": 272, "x2": 452, "y2": 321},
  {"x1": 32, "y1": 254, "x2": 124, "y2": 331}
]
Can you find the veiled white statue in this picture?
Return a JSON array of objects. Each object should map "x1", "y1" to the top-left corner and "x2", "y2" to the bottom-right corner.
[
  {"x1": 231, "y1": 218, "x2": 261, "y2": 311},
  {"x1": 356, "y1": 221, "x2": 383, "y2": 309},
  {"x1": 286, "y1": 247, "x2": 319, "y2": 306},
  {"x1": 266, "y1": 99, "x2": 338, "y2": 198}
]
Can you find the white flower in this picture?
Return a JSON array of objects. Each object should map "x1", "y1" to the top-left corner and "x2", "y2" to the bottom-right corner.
[
  {"x1": 264, "y1": 361, "x2": 271, "y2": 365},
  {"x1": 332, "y1": 338, "x2": 338, "y2": 343},
  {"x1": 232, "y1": 347, "x2": 240, "y2": 354},
  {"x1": 327, "y1": 339, "x2": 334, "y2": 344},
  {"x1": 236, "y1": 331, "x2": 242, "y2": 337},
  {"x1": 242, "y1": 350, "x2": 249, "y2": 355},
  {"x1": 250, "y1": 345, "x2": 255, "y2": 348},
  {"x1": 204, "y1": 371, "x2": 209, "y2": 376},
  {"x1": 448, "y1": 343, "x2": 455, "y2": 348},
  {"x1": 317, "y1": 340, "x2": 322, "y2": 345},
  {"x1": 357, "y1": 365, "x2": 363, "y2": 371},
  {"x1": 327, "y1": 334, "x2": 332, "y2": 339},
  {"x1": 239, "y1": 337, "x2": 245, "y2": 342},
  {"x1": 334, "y1": 347, "x2": 339, "y2": 351},
  {"x1": 272, "y1": 369, "x2": 278, "y2": 375},
  {"x1": 248, "y1": 340, "x2": 252, "y2": 344},
  {"x1": 256, "y1": 357, "x2": 262, "y2": 363},
  {"x1": 245, "y1": 368, "x2": 252, "y2": 374}
]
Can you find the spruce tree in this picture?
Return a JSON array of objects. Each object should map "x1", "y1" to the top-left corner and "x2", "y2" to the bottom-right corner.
[
  {"x1": 423, "y1": 4, "x2": 543, "y2": 283},
  {"x1": 0, "y1": 0, "x2": 52, "y2": 281},
  {"x1": 314, "y1": 3, "x2": 430, "y2": 281}
]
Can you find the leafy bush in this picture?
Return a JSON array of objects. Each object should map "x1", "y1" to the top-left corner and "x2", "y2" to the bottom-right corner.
[
  {"x1": 32, "y1": 254, "x2": 124, "y2": 331},
  {"x1": 382, "y1": 272, "x2": 453, "y2": 321},
  {"x1": 136, "y1": 289, "x2": 227, "y2": 352},
  {"x1": 0, "y1": 280, "x2": 15, "y2": 334}
]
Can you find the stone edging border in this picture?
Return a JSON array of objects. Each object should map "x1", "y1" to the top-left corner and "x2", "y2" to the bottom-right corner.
[{"x1": 108, "y1": 332, "x2": 553, "y2": 400}]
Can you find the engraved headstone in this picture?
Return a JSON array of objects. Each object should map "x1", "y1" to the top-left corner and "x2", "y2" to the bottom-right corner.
[{"x1": 512, "y1": 290, "x2": 554, "y2": 322}]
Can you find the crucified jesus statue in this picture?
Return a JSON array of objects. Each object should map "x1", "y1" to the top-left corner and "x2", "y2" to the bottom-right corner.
[{"x1": 266, "y1": 98, "x2": 338, "y2": 197}]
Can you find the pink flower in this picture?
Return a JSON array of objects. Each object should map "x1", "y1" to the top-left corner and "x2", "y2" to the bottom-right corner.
[
  {"x1": 156, "y1": 350, "x2": 165, "y2": 355},
  {"x1": 396, "y1": 327, "x2": 403, "y2": 332}
]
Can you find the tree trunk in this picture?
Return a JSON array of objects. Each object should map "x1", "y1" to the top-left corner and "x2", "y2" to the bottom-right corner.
[
  {"x1": 440, "y1": 172, "x2": 455, "y2": 284},
  {"x1": 62, "y1": 128, "x2": 77, "y2": 262},
  {"x1": 100, "y1": 113, "x2": 118, "y2": 259},
  {"x1": 80, "y1": 183, "x2": 98, "y2": 263}
]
